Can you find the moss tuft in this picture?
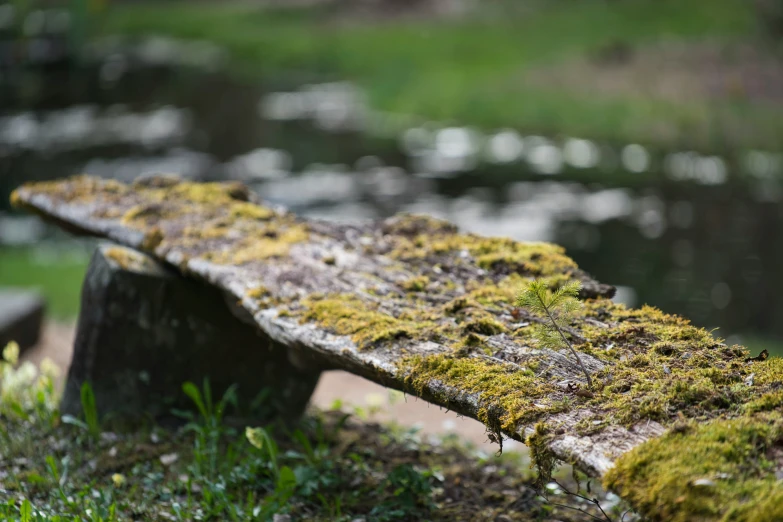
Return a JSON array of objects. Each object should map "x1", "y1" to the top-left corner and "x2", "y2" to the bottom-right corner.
[
  {"x1": 205, "y1": 223, "x2": 309, "y2": 265},
  {"x1": 104, "y1": 247, "x2": 158, "y2": 273},
  {"x1": 229, "y1": 202, "x2": 275, "y2": 220},
  {"x1": 404, "y1": 354, "x2": 557, "y2": 432},
  {"x1": 526, "y1": 423, "x2": 558, "y2": 487},
  {"x1": 462, "y1": 315, "x2": 507, "y2": 336},
  {"x1": 402, "y1": 275, "x2": 430, "y2": 292},
  {"x1": 9, "y1": 189, "x2": 21, "y2": 209},
  {"x1": 390, "y1": 231, "x2": 578, "y2": 282},
  {"x1": 301, "y1": 294, "x2": 436, "y2": 349},
  {"x1": 604, "y1": 413, "x2": 783, "y2": 522},
  {"x1": 247, "y1": 286, "x2": 270, "y2": 300},
  {"x1": 140, "y1": 227, "x2": 164, "y2": 252}
]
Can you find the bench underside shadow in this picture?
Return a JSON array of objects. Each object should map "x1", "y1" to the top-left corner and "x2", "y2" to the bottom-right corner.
[{"x1": 62, "y1": 243, "x2": 320, "y2": 423}]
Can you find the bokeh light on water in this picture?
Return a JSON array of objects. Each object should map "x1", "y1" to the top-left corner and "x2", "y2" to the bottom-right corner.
[{"x1": 1, "y1": 2, "x2": 783, "y2": 357}]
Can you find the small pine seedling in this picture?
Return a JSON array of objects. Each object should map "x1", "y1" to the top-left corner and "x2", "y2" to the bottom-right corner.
[{"x1": 517, "y1": 280, "x2": 592, "y2": 387}]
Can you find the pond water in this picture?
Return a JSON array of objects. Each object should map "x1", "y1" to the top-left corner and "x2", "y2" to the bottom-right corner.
[{"x1": 2, "y1": 41, "x2": 782, "y2": 351}]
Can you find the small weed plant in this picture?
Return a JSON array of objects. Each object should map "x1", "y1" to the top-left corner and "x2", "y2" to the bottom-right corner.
[{"x1": 61, "y1": 382, "x2": 101, "y2": 441}]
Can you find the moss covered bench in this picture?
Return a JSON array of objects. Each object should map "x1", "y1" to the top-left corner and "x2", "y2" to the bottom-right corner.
[{"x1": 12, "y1": 175, "x2": 783, "y2": 521}]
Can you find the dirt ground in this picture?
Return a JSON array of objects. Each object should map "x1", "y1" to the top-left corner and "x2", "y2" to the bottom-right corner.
[{"x1": 21, "y1": 321, "x2": 525, "y2": 454}]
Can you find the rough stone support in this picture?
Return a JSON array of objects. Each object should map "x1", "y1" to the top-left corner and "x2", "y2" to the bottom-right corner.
[{"x1": 61, "y1": 243, "x2": 321, "y2": 421}]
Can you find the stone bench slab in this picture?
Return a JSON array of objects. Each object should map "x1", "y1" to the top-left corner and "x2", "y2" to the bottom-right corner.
[{"x1": 11, "y1": 175, "x2": 783, "y2": 521}]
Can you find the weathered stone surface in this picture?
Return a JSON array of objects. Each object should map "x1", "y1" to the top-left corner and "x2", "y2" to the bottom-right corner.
[
  {"x1": 62, "y1": 243, "x2": 321, "y2": 421},
  {"x1": 0, "y1": 289, "x2": 44, "y2": 352},
  {"x1": 12, "y1": 176, "x2": 783, "y2": 521}
]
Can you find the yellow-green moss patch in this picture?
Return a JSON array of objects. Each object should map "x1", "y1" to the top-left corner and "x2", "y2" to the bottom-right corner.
[
  {"x1": 104, "y1": 247, "x2": 159, "y2": 273},
  {"x1": 401, "y1": 275, "x2": 430, "y2": 292},
  {"x1": 229, "y1": 202, "x2": 275, "y2": 220},
  {"x1": 461, "y1": 314, "x2": 507, "y2": 336},
  {"x1": 301, "y1": 294, "x2": 437, "y2": 349},
  {"x1": 247, "y1": 286, "x2": 270, "y2": 300},
  {"x1": 9, "y1": 189, "x2": 22, "y2": 209},
  {"x1": 391, "y1": 231, "x2": 577, "y2": 279},
  {"x1": 576, "y1": 303, "x2": 783, "y2": 428},
  {"x1": 122, "y1": 203, "x2": 169, "y2": 225},
  {"x1": 404, "y1": 354, "x2": 556, "y2": 432},
  {"x1": 604, "y1": 413, "x2": 783, "y2": 522},
  {"x1": 526, "y1": 423, "x2": 558, "y2": 487},
  {"x1": 205, "y1": 223, "x2": 309, "y2": 265},
  {"x1": 140, "y1": 227, "x2": 164, "y2": 252}
]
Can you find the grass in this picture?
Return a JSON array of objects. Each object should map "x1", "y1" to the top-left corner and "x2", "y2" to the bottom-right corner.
[
  {"x1": 0, "y1": 247, "x2": 88, "y2": 319},
  {"x1": 0, "y1": 349, "x2": 625, "y2": 521},
  {"x1": 96, "y1": 0, "x2": 783, "y2": 150}
]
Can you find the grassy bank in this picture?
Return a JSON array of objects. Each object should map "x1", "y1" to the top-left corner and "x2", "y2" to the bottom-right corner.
[
  {"x1": 99, "y1": 0, "x2": 783, "y2": 150},
  {"x1": 0, "y1": 247, "x2": 88, "y2": 319}
]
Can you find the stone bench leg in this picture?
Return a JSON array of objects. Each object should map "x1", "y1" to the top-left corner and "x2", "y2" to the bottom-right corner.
[{"x1": 61, "y1": 243, "x2": 321, "y2": 422}]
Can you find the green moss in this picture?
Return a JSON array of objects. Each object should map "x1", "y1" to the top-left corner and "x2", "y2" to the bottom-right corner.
[
  {"x1": 229, "y1": 202, "x2": 275, "y2": 220},
  {"x1": 140, "y1": 227, "x2": 164, "y2": 252},
  {"x1": 526, "y1": 423, "x2": 558, "y2": 487},
  {"x1": 462, "y1": 314, "x2": 507, "y2": 336},
  {"x1": 390, "y1": 225, "x2": 578, "y2": 282},
  {"x1": 562, "y1": 299, "x2": 771, "y2": 427},
  {"x1": 604, "y1": 413, "x2": 783, "y2": 522},
  {"x1": 247, "y1": 286, "x2": 270, "y2": 300},
  {"x1": 404, "y1": 354, "x2": 557, "y2": 432},
  {"x1": 744, "y1": 390, "x2": 783, "y2": 414},
  {"x1": 471, "y1": 240, "x2": 577, "y2": 277},
  {"x1": 204, "y1": 223, "x2": 309, "y2": 265},
  {"x1": 9, "y1": 189, "x2": 22, "y2": 209},
  {"x1": 468, "y1": 275, "x2": 523, "y2": 306},
  {"x1": 301, "y1": 294, "x2": 437, "y2": 349},
  {"x1": 13, "y1": 175, "x2": 127, "y2": 205},
  {"x1": 382, "y1": 214, "x2": 458, "y2": 237},
  {"x1": 104, "y1": 247, "x2": 158, "y2": 273},
  {"x1": 402, "y1": 275, "x2": 430, "y2": 292},
  {"x1": 95, "y1": 177, "x2": 308, "y2": 264},
  {"x1": 121, "y1": 203, "x2": 167, "y2": 225}
]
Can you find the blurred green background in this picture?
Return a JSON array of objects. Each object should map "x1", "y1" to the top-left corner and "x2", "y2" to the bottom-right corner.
[{"x1": 1, "y1": 0, "x2": 782, "y2": 355}]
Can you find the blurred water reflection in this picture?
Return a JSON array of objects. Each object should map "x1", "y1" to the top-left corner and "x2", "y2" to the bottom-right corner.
[{"x1": 1, "y1": 43, "x2": 782, "y2": 350}]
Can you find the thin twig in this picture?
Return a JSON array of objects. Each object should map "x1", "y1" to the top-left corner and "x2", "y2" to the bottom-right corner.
[
  {"x1": 538, "y1": 486, "x2": 612, "y2": 522},
  {"x1": 542, "y1": 500, "x2": 609, "y2": 522},
  {"x1": 553, "y1": 480, "x2": 611, "y2": 521}
]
